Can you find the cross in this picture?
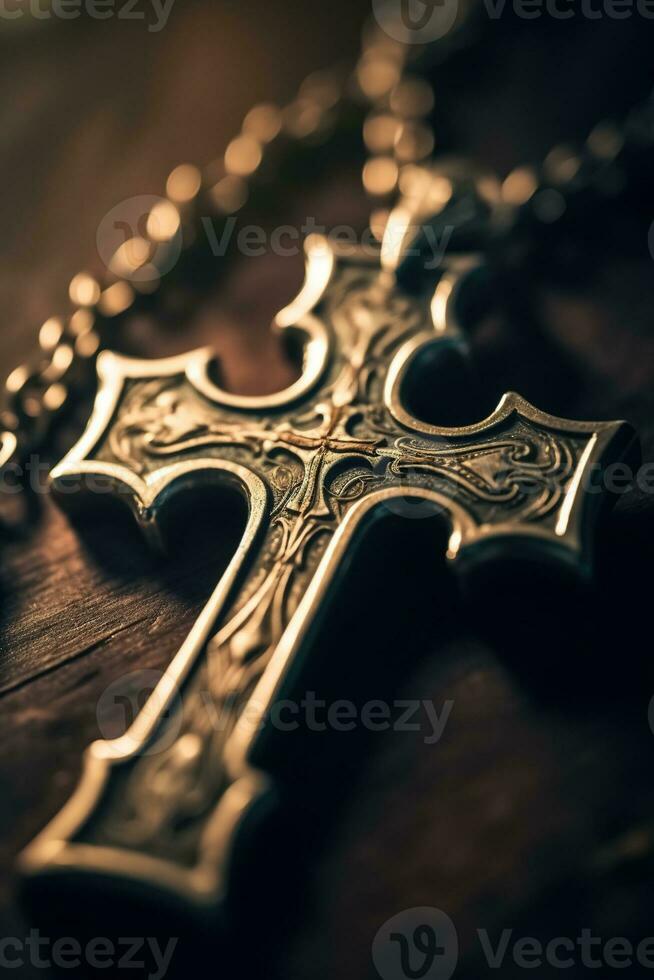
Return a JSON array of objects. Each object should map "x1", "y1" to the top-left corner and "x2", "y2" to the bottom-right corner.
[{"x1": 21, "y1": 219, "x2": 634, "y2": 913}]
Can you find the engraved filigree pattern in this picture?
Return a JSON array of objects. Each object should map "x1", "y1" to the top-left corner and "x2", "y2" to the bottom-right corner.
[
  {"x1": 84, "y1": 264, "x2": 586, "y2": 861},
  {"x1": 28, "y1": 245, "x2": 629, "y2": 897}
]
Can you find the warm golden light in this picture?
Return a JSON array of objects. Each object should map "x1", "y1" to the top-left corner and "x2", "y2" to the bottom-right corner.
[
  {"x1": 209, "y1": 175, "x2": 248, "y2": 214},
  {"x1": 43, "y1": 383, "x2": 67, "y2": 413},
  {"x1": 390, "y1": 78, "x2": 434, "y2": 118},
  {"x1": 357, "y1": 53, "x2": 401, "y2": 100},
  {"x1": 75, "y1": 331, "x2": 100, "y2": 359},
  {"x1": 46, "y1": 344, "x2": 73, "y2": 379},
  {"x1": 69, "y1": 309, "x2": 94, "y2": 337},
  {"x1": 394, "y1": 121, "x2": 435, "y2": 163},
  {"x1": 6, "y1": 365, "x2": 28, "y2": 395},
  {"x1": 98, "y1": 281, "x2": 135, "y2": 316},
  {"x1": 243, "y1": 104, "x2": 282, "y2": 143},
  {"x1": 362, "y1": 157, "x2": 399, "y2": 196},
  {"x1": 363, "y1": 114, "x2": 401, "y2": 153},
  {"x1": 398, "y1": 164, "x2": 432, "y2": 199},
  {"x1": 109, "y1": 237, "x2": 151, "y2": 277},
  {"x1": 502, "y1": 167, "x2": 538, "y2": 205},
  {"x1": 147, "y1": 200, "x2": 180, "y2": 242},
  {"x1": 588, "y1": 122, "x2": 624, "y2": 160},
  {"x1": 300, "y1": 69, "x2": 341, "y2": 109},
  {"x1": 544, "y1": 146, "x2": 581, "y2": 184},
  {"x1": 69, "y1": 272, "x2": 101, "y2": 307},
  {"x1": 224, "y1": 135, "x2": 263, "y2": 177},
  {"x1": 166, "y1": 164, "x2": 202, "y2": 203},
  {"x1": 283, "y1": 99, "x2": 323, "y2": 139},
  {"x1": 38, "y1": 317, "x2": 63, "y2": 352},
  {"x1": 426, "y1": 175, "x2": 453, "y2": 211}
]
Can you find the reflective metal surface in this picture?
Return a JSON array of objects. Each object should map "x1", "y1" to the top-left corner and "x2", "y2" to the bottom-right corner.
[{"x1": 20, "y1": 220, "x2": 635, "y2": 912}]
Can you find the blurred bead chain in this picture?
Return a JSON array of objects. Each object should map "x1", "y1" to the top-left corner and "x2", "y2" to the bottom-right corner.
[
  {"x1": 0, "y1": 69, "x2": 350, "y2": 477},
  {"x1": 0, "y1": 21, "x2": 437, "y2": 479},
  {"x1": 1, "y1": 14, "x2": 653, "y2": 486}
]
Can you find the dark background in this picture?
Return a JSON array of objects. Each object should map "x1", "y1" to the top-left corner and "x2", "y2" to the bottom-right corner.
[{"x1": 1, "y1": 1, "x2": 654, "y2": 977}]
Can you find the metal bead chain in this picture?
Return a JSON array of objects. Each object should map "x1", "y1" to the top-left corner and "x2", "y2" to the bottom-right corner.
[
  {"x1": 0, "y1": 68, "x2": 354, "y2": 478},
  {"x1": 1, "y1": 17, "x2": 653, "y2": 485},
  {"x1": 0, "y1": 22, "x2": 441, "y2": 481},
  {"x1": 497, "y1": 94, "x2": 654, "y2": 274}
]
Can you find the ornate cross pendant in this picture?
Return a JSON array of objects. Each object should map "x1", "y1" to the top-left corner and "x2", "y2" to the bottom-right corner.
[{"x1": 21, "y1": 222, "x2": 634, "y2": 915}]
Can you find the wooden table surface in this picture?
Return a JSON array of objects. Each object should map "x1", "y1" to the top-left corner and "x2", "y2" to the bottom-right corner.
[{"x1": 1, "y1": 4, "x2": 654, "y2": 977}]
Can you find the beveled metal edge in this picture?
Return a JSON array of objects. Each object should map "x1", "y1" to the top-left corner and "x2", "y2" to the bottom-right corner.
[
  {"x1": 385, "y1": 331, "x2": 628, "y2": 439},
  {"x1": 384, "y1": 332, "x2": 635, "y2": 569},
  {"x1": 19, "y1": 485, "x2": 476, "y2": 909},
  {"x1": 20, "y1": 422, "x2": 635, "y2": 908},
  {"x1": 20, "y1": 464, "x2": 270, "y2": 909},
  {"x1": 23, "y1": 231, "x2": 638, "y2": 912},
  {"x1": 188, "y1": 234, "x2": 337, "y2": 411}
]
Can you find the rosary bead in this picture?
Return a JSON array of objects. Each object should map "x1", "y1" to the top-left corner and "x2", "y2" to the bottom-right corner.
[
  {"x1": 243, "y1": 103, "x2": 282, "y2": 143},
  {"x1": 74, "y1": 331, "x2": 100, "y2": 360},
  {"x1": 42, "y1": 383, "x2": 67, "y2": 413},
  {"x1": 543, "y1": 145, "x2": 582, "y2": 187},
  {"x1": 0, "y1": 412, "x2": 19, "y2": 436},
  {"x1": 208, "y1": 175, "x2": 249, "y2": 214},
  {"x1": 299, "y1": 69, "x2": 344, "y2": 110},
  {"x1": 41, "y1": 344, "x2": 74, "y2": 384},
  {"x1": 224, "y1": 134, "x2": 263, "y2": 177},
  {"x1": 5, "y1": 364, "x2": 31, "y2": 397},
  {"x1": 166, "y1": 163, "x2": 202, "y2": 204},
  {"x1": 501, "y1": 167, "x2": 538, "y2": 207},
  {"x1": 394, "y1": 159, "x2": 498, "y2": 290},
  {"x1": 0, "y1": 25, "x2": 651, "y2": 487},
  {"x1": 108, "y1": 236, "x2": 153, "y2": 279},
  {"x1": 38, "y1": 317, "x2": 64, "y2": 353},
  {"x1": 389, "y1": 77, "x2": 435, "y2": 118},
  {"x1": 363, "y1": 112, "x2": 402, "y2": 153},
  {"x1": 69, "y1": 309, "x2": 95, "y2": 337},
  {"x1": 531, "y1": 188, "x2": 567, "y2": 224},
  {"x1": 282, "y1": 98, "x2": 325, "y2": 141},
  {"x1": 362, "y1": 156, "x2": 399, "y2": 197},
  {"x1": 587, "y1": 121, "x2": 625, "y2": 161},
  {"x1": 68, "y1": 272, "x2": 101, "y2": 308},
  {"x1": 394, "y1": 120, "x2": 435, "y2": 163},
  {"x1": 146, "y1": 200, "x2": 181, "y2": 243},
  {"x1": 357, "y1": 51, "x2": 403, "y2": 101},
  {"x1": 97, "y1": 281, "x2": 136, "y2": 318}
]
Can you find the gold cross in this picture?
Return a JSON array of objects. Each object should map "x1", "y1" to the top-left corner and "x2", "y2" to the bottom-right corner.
[{"x1": 21, "y1": 228, "x2": 634, "y2": 912}]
